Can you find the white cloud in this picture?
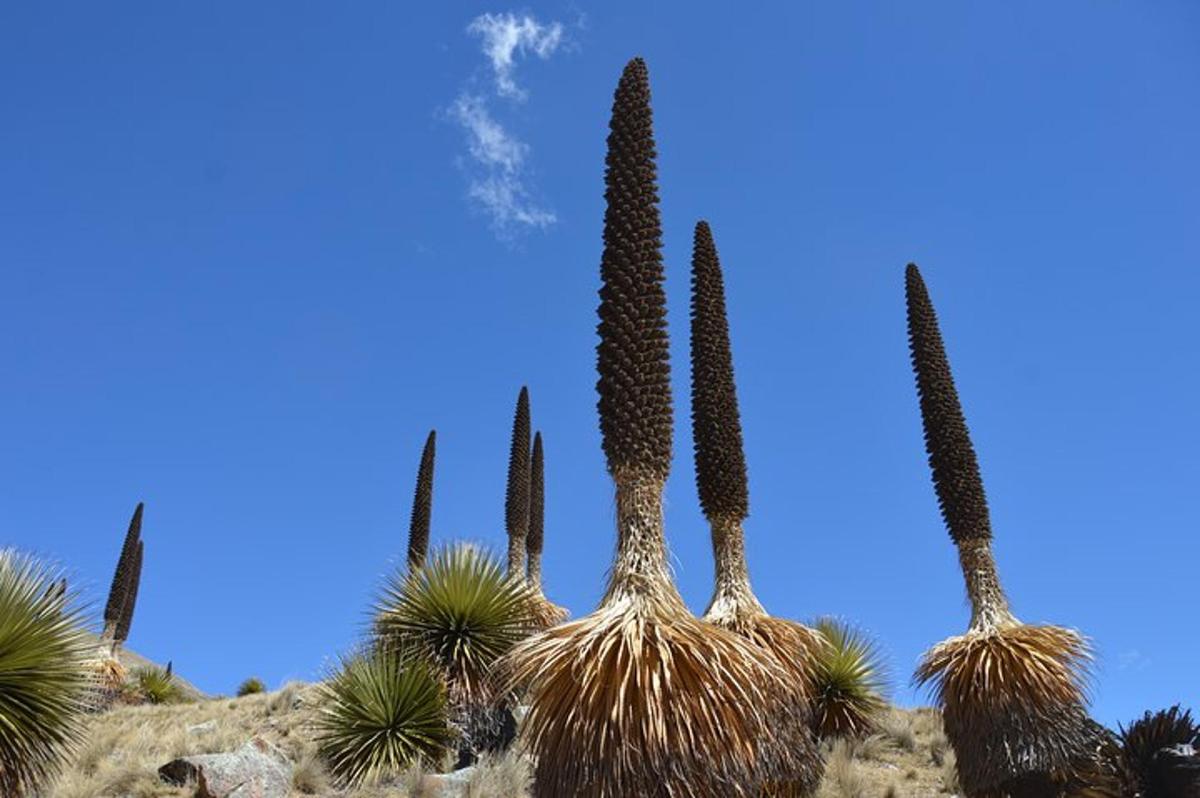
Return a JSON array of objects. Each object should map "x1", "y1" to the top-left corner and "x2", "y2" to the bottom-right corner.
[
  {"x1": 449, "y1": 12, "x2": 566, "y2": 238},
  {"x1": 452, "y1": 94, "x2": 527, "y2": 173},
  {"x1": 467, "y1": 13, "x2": 565, "y2": 101},
  {"x1": 451, "y1": 94, "x2": 555, "y2": 232}
]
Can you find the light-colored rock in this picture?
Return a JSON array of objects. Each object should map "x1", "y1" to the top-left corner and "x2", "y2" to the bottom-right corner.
[
  {"x1": 187, "y1": 720, "x2": 218, "y2": 735},
  {"x1": 159, "y1": 737, "x2": 291, "y2": 798}
]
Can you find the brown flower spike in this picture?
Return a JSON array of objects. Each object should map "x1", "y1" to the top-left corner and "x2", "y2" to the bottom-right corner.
[
  {"x1": 595, "y1": 57, "x2": 673, "y2": 482},
  {"x1": 406, "y1": 430, "x2": 436, "y2": 570},
  {"x1": 504, "y1": 386, "x2": 531, "y2": 576}
]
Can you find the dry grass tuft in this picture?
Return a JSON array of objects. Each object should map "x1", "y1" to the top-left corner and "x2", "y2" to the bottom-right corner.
[
  {"x1": 500, "y1": 593, "x2": 808, "y2": 797},
  {"x1": 875, "y1": 710, "x2": 918, "y2": 754},
  {"x1": 822, "y1": 739, "x2": 868, "y2": 798},
  {"x1": 465, "y1": 750, "x2": 533, "y2": 797}
]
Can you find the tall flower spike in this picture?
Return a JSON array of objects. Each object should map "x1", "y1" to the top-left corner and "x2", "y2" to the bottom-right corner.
[
  {"x1": 692, "y1": 222, "x2": 825, "y2": 793},
  {"x1": 526, "y1": 431, "x2": 545, "y2": 584},
  {"x1": 504, "y1": 387, "x2": 531, "y2": 577},
  {"x1": 103, "y1": 502, "x2": 143, "y2": 638},
  {"x1": 595, "y1": 56, "x2": 673, "y2": 482},
  {"x1": 114, "y1": 539, "x2": 143, "y2": 644},
  {"x1": 905, "y1": 264, "x2": 991, "y2": 546},
  {"x1": 907, "y1": 264, "x2": 1120, "y2": 797},
  {"x1": 690, "y1": 220, "x2": 750, "y2": 522},
  {"x1": 407, "y1": 430, "x2": 436, "y2": 570},
  {"x1": 500, "y1": 60, "x2": 810, "y2": 797},
  {"x1": 525, "y1": 431, "x2": 567, "y2": 629}
]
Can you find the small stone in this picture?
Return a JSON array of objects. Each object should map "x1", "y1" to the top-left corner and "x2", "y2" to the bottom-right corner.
[{"x1": 186, "y1": 720, "x2": 217, "y2": 735}]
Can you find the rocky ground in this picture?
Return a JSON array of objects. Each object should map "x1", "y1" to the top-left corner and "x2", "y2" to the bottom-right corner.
[{"x1": 45, "y1": 682, "x2": 963, "y2": 798}]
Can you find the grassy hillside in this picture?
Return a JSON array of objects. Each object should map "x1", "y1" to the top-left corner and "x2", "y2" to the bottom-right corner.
[{"x1": 46, "y1": 684, "x2": 961, "y2": 798}]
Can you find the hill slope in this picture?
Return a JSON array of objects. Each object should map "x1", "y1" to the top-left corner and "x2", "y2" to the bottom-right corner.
[{"x1": 46, "y1": 686, "x2": 961, "y2": 798}]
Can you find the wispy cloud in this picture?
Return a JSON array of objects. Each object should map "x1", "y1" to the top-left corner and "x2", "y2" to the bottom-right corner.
[
  {"x1": 467, "y1": 13, "x2": 565, "y2": 101},
  {"x1": 449, "y1": 11, "x2": 566, "y2": 239},
  {"x1": 451, "y1": 94, "x2": 555, "y2": 230}
]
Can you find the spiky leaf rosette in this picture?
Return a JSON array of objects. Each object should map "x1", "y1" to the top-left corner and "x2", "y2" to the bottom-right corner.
[
  {"x1": 500, "y1": 595, "x2": 815, "y2": 798},
  {"x1": 0, "y1": 550, "x2": 91, "y2": 796},
  {"x1": 505, "y1": 387, "x2": 532, "y2": 574},
  {"x1": 1119, "y1": 706, "x2": 1200, "y2": 798},
  {"x1": 114, "y1": 539, "x2": 143, "y2": 644},
  {"x1": 915, "y1": 625, "x2": 1114, "y2": 796},
  {"x1": 690, "y1": 220, "x2": 749, "y2": 522},
  {"x1": 595, "y1": 57, "x2": 673, "y2": 481},
  {"x1": 407, "y1": 430, "x2": 436, "y2": 570},
  {"x1": 374, "y1": 544, "x2": 535, "y2": 705},
  {"x1": 905, "y1": 264, "x2": 992, "y2": 546},
  {"x1": 315, "y1": 653, "x2": 453, "y2": 786},
  {"x1": 104, "y1": 502, "x2": 143, "y2": 632},
  {"x1": 128, "y1": 664, "x2": 183, "y2": 705},
  {"x1": 808, "y1": 618, "x2": 887, "y2": 740}
]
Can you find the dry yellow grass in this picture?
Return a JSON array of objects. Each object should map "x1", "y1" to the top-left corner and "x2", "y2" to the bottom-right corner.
[{"x1": 45, "y1": 680, "x2": 959, "y2": 798}]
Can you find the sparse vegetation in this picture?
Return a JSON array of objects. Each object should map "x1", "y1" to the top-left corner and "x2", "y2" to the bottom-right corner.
[
  {"x1": 237, "y1": 676, "x2": 267, "y2": 697},
  {"x1": 314, "y1": 653, "x2": 454, "y2": 786},
  {"x1": 46, "y1": 691, "x2": 966, "y2": 798},
  {"x1": 0, "y1": 550, "x2": 92, "y2": 796},
  {"x1": 810, "y1": 618, "x2": 888, "y2": 740}
]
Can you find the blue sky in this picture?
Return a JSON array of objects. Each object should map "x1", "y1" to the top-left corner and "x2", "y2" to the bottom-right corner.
[{"x1": 2, "y1": 2, "x2": 1196, "y2": 726}]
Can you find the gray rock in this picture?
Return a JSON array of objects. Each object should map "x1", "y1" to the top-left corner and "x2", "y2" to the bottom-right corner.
[
  {"x1": 186, "y1": 720, "x2": 217, "y2": 735},
  {"x1": 159, "y1": 737, "x2": 292, "y2": 798}
]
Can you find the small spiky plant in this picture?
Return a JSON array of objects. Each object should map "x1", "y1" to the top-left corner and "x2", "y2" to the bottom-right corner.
[
  {"x1": 128, "y1": 663, "x2": 183, "y2": 705},
  {"x1": 1119, "y1": 706, "x2": 1200, "y2": 798},
  {"x1": 525, "y1": 431, "x2": 568, "y2": 629},
  {"x1": 505, "y1": 387, "x2": 532, "y2": 578},
  {"x1": 690, "y1": 220, "x2": 824, "y2": 794},
  {"x1": 809, "y1": 618, "x2": 888, "y2": 740},
  {"x1": 315, "y1": 652, "x2": 454, "y2": 786},
  {"x1": 0, "y1": 550, "x2": 91, "y2": 796},
  {"x1": 906, "y1": 264, "x2": 1119, "y2": 797},
  {"x1": 375, "y1": 544, "x2": 534, "y2": 706},
  {"x1": 407, "y1": 430, "x2": 437, "y2": 571},
  {"x1": 102, "y1": 502, "x2": 143, "y2": 651},
  {"x1": 499, "y1": 58, "x2": 803, "y2": 798}
]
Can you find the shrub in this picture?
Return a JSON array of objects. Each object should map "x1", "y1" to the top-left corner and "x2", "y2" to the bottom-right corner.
[
  {"x1": 314, "y1": 652, "x2": 453, "y2": 786},
  {"x1": 374, "y1": 543, "x2": 533, "y2": 704},
  {"x1": 129, "y1": 664, "x2": 184, "y2": 705},
  {"x1": 237, "y1": 676, "x2": 267, "y2": 697},
  {"x1": 1119, "y1": 705, "x2": 1200, "y2": 797},
  {"x1": 810, "y1": 617, "x2": 888, "y2": 740},
  {"x1": 0, "y1": 550, "x2": 91, "y2": 796}
]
